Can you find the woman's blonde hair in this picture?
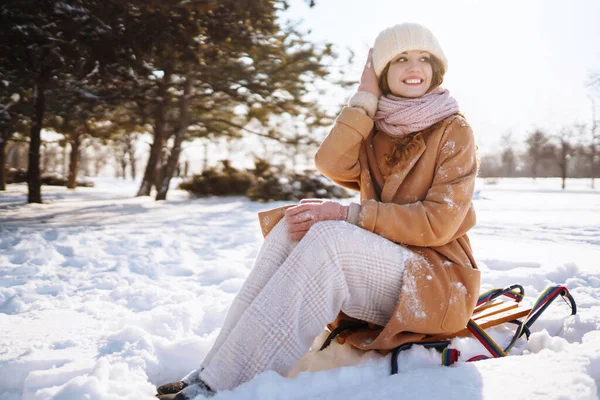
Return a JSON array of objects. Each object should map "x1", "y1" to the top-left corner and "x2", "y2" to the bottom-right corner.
[{"x1": 378, "y1": 54, "x2": 446, "y2": 166}]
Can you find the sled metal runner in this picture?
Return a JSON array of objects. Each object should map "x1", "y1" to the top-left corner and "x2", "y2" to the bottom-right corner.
[{"x1": 320, "y1": 284, "x2": 577, "y2": 374}]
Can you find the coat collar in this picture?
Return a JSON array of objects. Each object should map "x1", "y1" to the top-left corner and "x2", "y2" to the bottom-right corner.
[{"x1": 379, "y1": 134, "x2": 426, "y2": 203}]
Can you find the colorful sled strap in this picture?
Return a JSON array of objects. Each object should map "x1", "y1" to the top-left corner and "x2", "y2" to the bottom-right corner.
[
  {"x1": 476, "y1": 284, "x2": 525, "y2": 306},
  {"x1": 443, "y1": 285, "x2": 576, "y2": 366}
]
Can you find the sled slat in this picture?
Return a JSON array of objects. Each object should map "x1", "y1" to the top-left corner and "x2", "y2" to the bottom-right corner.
[
  {"x1": 421, "y1": 306, "x2": 532, "y2": 342},
  {"x1": 472, "y1": 302, "x2": 519, "y2": 322},
  {"x1": 475, "y1": 307, "x2": 532, "y2": 328},
  {"x1": 472, "y1": 299, "x2": 503, "y2": 315}
]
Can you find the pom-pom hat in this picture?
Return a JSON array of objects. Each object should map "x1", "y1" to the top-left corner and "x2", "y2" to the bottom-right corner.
[{"x1": 372, "y1": 22, "x2": 448, "y2": 79}]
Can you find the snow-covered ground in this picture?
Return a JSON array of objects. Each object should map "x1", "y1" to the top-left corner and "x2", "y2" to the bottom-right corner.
[{"x1": 1, "y1": 177, "x2": 599, "y2": 400}]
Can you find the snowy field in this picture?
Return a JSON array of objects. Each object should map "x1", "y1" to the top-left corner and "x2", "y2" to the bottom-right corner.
[{"x1": 1, "y1": 177, "x2": 599, "y2": 400}]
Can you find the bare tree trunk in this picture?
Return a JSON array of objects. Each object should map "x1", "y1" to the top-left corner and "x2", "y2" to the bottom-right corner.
[
  {"x1": 137, "y1": 69, "x2": 171, "y2": 197},
  {"x1": 590, "y1": 138, "x2": 596, "y2": 189},
  {"x1": 126, "y1": 137, "x2": 136, "y2": 180},
  {"x1": 556, "y1": 138, "x2": 571, "y2": 190},
  {"x1": 0, "y1": 142, "x2": 6, "y2": 191},
  {"x1": 560, "y1": 154, "x2": 567, "y2": 190},
  {"x1": 67, "y1": 133, "x2": 81, "y2": 189},
  {"x1": 0, "y1": 126, "x2": 12, "y2": 191},
  {"x1": 62, "y1": 141, "x2": 67, "y2": 177},
  {"x1": 591, "y1": 147, "x2": 596, "y2": 189},
  {"x1": 81, "y1": 148, "x2": 90, "y2": 177},
  {"x1": 130, "y1": 159, "x2": 136, "y2": 180},
  {"x1": 121, "y1": 157, "x2": 127, "y2": 179},
  {"x1": 7, "y1": 144, "x2": 16, "y2": 168},
  {"x1": 41, "y1": 143, "x2": 48, "y2": 174},
  {"x1": 593, "y1": 155, "x2": 597, "y2": 189},
  {"x1": 156, "y1": 74, "x2": 194, "y2": 201},
  {"x1": 27, "y1": 76, "x2": 47, "y2": 204},
  {"x1": 15, "y1": 145, "x2": 23, "y2": 169}
]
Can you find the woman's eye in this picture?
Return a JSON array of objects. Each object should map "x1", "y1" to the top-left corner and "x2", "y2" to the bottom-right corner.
[{"x1": 394, "y1": 56, "x2": 429, "y2": 63}]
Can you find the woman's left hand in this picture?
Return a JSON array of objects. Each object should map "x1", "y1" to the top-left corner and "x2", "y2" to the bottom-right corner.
[{"x1": 285, "y1": 201, "x2": 349, "y2": 241}]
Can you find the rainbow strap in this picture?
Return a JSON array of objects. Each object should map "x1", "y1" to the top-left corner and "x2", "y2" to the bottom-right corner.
[
  {"x1": 476, "y1": 284, "x2": 525, "y2": 306},
  {"x1": 441, "y1": 285, "x2": 576, "y2": 366}
]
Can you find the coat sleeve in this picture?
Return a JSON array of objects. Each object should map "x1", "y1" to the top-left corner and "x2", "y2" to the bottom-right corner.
[
  {"x1": 314, "y1": 107, "x2": 374, "y2": 191},
  {"x1": 358, "y1": 118, "x2": 478, "y2": 247}
]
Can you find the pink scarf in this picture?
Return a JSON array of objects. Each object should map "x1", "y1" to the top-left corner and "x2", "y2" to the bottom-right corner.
[{"x1": 373, "y1": 87, "x2": 460, "y2": 138}]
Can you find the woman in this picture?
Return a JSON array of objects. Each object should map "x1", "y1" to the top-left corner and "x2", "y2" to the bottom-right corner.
[{"x1": 157, "y1": 22, "x2": 480, "y2": 399}]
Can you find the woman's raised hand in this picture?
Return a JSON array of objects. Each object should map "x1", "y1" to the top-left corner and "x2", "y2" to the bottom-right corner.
[
  {"x1": 357, "y1": 48, "x2": 382, "y2": 98},
  {"x1": 285, "y1": 200, "x2": 349, "y2": 241}
]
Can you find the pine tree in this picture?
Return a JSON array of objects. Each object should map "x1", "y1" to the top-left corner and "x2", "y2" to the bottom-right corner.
[
  {"x1": 0, "y1": 1, "x2": 137, "y2": 201},
  {"x1": 130, "y1": 0, "x2": 336, "y2": 200}
]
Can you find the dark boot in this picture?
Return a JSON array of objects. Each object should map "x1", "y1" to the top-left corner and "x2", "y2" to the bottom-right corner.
[
  {"x1": 156, "y1": 381, "x2": 188, "y2": 396},
  {"x1": 156, "y1": 380, "x2": 215, "y2": 399}
]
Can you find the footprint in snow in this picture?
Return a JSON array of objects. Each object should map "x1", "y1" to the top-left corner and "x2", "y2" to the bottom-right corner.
[
  {"x1": 56, "y1": 245, "x2": 74, "y2": 257},
  {"x1": 42, "y1": 229, "x2": 58, "y2": 241}
]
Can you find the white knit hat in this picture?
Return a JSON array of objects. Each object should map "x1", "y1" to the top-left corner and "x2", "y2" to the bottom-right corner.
[{"x1": 372, "y1": 23, "x2": 448, "y2": 79}]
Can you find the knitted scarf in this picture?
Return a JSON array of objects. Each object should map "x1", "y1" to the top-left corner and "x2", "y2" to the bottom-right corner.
[{"x1": 373, "y1": 87, "x2": 460, "y2": 138}]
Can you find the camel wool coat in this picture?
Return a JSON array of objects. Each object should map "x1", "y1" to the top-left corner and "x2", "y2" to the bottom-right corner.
[{"x1": 257, "y1": 106, "x2": 481, "y2": 351}]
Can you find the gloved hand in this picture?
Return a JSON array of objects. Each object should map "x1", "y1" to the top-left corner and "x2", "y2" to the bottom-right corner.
[
  {"x1": 357, "y1": 48, "x2": 382, "y2": 98},
  {"x1": 285, "y1": 200, "x2": 349, "y2": 241}
]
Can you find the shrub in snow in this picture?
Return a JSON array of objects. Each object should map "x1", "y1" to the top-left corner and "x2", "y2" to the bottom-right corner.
[
  {"x1": 178, "y1": 161, "x2": 254, "y2": 197},
  {"x1": 246, "y1": 170, "x2": 351, "y2": 202},
  {"x1": 247, "y1": 158, "x2": 352, "y2": 202},
  {"x1": 5, "y1": 167, "x2": 27, "y2": 183},
  {"x1": 6, "y1": 168, "x2": 94, "y2": 187},
  {"x1": 179, "y1": 158, "x2": 352, "y2": 201}
]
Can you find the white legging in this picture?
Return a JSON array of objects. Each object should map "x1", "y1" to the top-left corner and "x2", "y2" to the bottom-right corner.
[{"x1": 195, "y1": 217, "x2": 416, "y2": 391}]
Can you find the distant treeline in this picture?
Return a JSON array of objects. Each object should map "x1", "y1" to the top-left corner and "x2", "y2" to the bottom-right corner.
[{"x1": 479, "y1": 127, "x2": 599, "y2": 189}]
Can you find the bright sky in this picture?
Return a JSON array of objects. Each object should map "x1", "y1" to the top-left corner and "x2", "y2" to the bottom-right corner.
[{"x1": 282, "y1": 0, "x2": 600, "y2": 154}]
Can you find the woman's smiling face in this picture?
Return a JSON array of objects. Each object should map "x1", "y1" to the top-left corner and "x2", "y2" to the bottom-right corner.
[{"x1": 386, "y1": 50, "x2": 433, "y2": 98}]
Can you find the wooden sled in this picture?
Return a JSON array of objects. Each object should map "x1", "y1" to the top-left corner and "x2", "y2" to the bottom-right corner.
[{"x1": 320, "y1": 284, "x2": 577, "y2": 374}]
